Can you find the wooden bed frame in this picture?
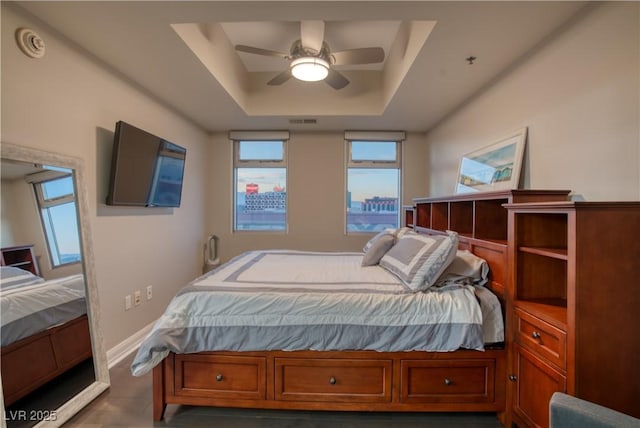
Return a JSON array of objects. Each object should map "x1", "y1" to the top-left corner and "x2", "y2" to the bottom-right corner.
[
  {"x1": 1, "y1": 314, "x2": 93, "y2": 406},
  {"x1": 152, "y1": 235, "x2": 509, "y2": 421}
]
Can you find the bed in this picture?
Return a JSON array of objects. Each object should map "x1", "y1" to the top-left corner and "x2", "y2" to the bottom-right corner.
[
  {"x1": 0, "y1": 266, "x2": 92, "y2": 406},
  {"x1": 133, "y1": 229, "x2": 508, "y2": 420}
]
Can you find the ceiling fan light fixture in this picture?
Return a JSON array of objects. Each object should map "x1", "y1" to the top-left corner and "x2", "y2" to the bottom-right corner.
[{"x1": 290, "y1": 57, "x2": 329, "y2": 82}]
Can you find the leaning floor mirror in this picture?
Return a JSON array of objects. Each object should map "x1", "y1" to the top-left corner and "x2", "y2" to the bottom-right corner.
[{"x1": 0, "y1": 143, "x2": 109, "y2": 428}]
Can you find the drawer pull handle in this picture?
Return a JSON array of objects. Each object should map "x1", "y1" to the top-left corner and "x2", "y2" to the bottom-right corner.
[
  {"x1": 532, "y1": 331, "x2": 541, "y2": 339},
  {"x1": 216, "y1": 374, "x2": 224, "y2": 382},
  {"x1": 444, "y1": 378, "x2": 452, "y2": 386},
  {"x1": 329, "y1": 376, "x2": 337, "y2": 385},
  {"x1": 509, "y1": 375, "x2": 517, "y2": 382}
]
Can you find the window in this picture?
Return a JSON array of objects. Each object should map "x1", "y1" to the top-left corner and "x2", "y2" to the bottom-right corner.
[
  {"x1": 346, "y1": 133, "x2": 403, "y2": 233},
  {"x1": 232, "y1": 134, "x2": 288, "y2": 231},
  {"x1": 32, "y1": 167, "x2": 82, "y2": 267}
]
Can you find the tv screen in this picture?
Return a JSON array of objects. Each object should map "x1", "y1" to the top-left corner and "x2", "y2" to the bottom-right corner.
[{"x1": 106, "y1": 121, "x2": 186, "y2": 207}]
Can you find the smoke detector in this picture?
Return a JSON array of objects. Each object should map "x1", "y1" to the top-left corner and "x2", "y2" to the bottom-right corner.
[{"x1": 16, "y1": 28, "x2": 46, "y2": 59}]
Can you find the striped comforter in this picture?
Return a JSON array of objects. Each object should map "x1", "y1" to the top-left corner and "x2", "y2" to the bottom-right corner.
[
  {"x1": 1, "y1": 267, "x2": 86, "y2": 346},
  {"x1": 131, "y1": 250, "x2": 503, "y2": 376}
]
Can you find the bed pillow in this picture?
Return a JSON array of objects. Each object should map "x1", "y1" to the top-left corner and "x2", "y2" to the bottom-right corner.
[
  {"x1": 363, "y1": 228, "x2": 396, "y2": 253},
  {"x1": 362, "y1": 231, "x2": 396, "y2": 266},
  {"x1": 379, "y1": 231, "x2": 458, "y2": 291},
  {"x1": 440, "y1": 250, "x2": 490, "y2": 282},
  {"x1": 361, "y1": 227, "x2": 415, "y2": 266},
  {"x1": 395, "y1": 227, "x2": 412, "y2": 239}
]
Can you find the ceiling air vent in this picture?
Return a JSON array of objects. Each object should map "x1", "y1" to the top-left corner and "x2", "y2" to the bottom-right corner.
[{"x1": 289, "y1": 118, "x2": 317, "y2": 125}]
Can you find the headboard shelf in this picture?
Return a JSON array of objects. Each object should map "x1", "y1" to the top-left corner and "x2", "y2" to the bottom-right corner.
[
  {"x1": 406, "y1": 189, "x2": 571, "y2": 298},
  {"x1": 408, "y1": 190, "x2": 570, "y2": 238}
]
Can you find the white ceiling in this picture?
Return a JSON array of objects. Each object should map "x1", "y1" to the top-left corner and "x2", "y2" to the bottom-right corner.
[{"x1": 12, "y1": 1, "x2": 587, "y2": 133}]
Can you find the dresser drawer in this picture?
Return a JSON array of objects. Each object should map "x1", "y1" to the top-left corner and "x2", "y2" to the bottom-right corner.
[
  {"x1": 401, "y1": 359, "x2": 496, "y2": 403},
  {"x1": 515, "y1": 308, "x2": 566, "y2": 370},
  {"x1": 275, "y1": 358, "x2": 392, "y2": 402},
  {"x1": 174, "y1": 354, "x2": 266, "y2": 399}
]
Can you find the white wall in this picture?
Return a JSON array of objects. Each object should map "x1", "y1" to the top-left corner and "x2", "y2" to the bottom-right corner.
[
  {"x1": 206, "y1": 131, "x2": 429, "y2": 263},
  {"x1": 1, "y1": 4, "x2": 210, "y2": 349},
  {"x1": 425, "y1": 3, "x2": 640, "y2": 200},
  {"x1": 0, "y1": 180, "x2": 22, "y2": 249}
]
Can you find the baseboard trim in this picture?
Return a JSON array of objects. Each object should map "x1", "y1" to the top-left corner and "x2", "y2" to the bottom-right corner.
[{"x1": 106, "y1": 322, "x2": 154, "y2": 369}]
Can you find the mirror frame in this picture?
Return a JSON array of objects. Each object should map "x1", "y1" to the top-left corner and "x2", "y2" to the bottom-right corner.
[{"x1": 0, "y1": 142, "x2": 110, "y2": 428}]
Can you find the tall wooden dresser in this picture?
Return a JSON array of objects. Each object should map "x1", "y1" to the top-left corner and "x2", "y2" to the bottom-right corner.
[{"x1": 504, "y1": 201, "x2": 640, "y2": 427}]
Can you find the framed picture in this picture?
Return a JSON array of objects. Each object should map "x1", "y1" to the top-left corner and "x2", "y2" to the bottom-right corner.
[{"x1": 455, "y1": 128, "x2": 527, "y2": 194}]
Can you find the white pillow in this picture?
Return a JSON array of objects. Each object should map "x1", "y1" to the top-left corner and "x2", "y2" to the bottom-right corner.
[{"x1": 379, "y1": 231, "x2": 458, "y2": 291}]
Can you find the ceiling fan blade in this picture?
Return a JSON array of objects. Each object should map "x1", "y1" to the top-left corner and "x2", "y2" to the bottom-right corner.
[
  {"x1": 267, "y1": 70, "x2": 292, "y2": 86},
  {"x1": 324, "y1": 69, "x2": 350, "y2": 90},
  {"x1": 235, "y1": 45, "x2": 288, "y2": 59},
  {"x1": 331, "y1": 47, "x2": 385, "y2": 65},
  {"x1": 300, "y1": 20, "x2": 325, "y2": 53}
]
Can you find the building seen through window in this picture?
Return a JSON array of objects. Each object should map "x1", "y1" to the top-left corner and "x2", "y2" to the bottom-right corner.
[
  {"x1": 346, "y1": 140, "x2": 401, "y2": 232},
  {"x1": 233, "y1": 140, "x2": 287, "y2": 231},
  {"x1": 232, "y1": 136, "x2": 400, "y2": 233}
]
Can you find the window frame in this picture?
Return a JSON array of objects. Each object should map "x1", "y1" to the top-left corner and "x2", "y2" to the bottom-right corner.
[
  {"x1": 232, "y1": 135, "x2": 289, "y2": 233},
  {"x1": 347, "y1": 140, "x2": 402, "y2": 168},
  {"x1": 32, "y1": 169, "x2": 82, "y2": 268},
  {"x1": 345, "y1": 134, "x2": 404, "y2": 234},
  {"x1": 233, "y1": 140, "x2": 287, "y2": 168}
]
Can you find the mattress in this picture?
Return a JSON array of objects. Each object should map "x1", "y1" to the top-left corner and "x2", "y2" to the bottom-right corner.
[{"x1": 131, "y1": 250, "x2": 504, "y2": 376}]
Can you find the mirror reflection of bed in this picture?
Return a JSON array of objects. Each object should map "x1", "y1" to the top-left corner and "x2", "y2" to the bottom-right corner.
[{"x1": 0, "y1": 158, "x2": 94, "y2": 428}]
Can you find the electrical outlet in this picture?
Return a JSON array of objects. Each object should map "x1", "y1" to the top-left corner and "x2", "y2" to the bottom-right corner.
[
  {"x1": 134, "y1": 290, "x2": 141, "y2": 306},
  {"x1": 146, "y1": 285, "x2": 153, "y2": 300},
  {"x1": 125, "y1": 295, "x2": 132, "y2": 310}
]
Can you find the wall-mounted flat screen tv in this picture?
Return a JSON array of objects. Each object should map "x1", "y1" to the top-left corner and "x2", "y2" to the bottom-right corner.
[{"x1": 106, "y1": 121, "x2": 186, "y2": 207}]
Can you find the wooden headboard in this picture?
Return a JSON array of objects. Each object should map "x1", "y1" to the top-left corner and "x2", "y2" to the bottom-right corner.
[{"x1": 459, "y1": 238, "x2": 507, "y2": 298}]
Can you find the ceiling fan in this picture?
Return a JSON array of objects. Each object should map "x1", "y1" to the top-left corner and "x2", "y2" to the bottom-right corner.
[{"x1": 235, "y1": 20, "x2": 385, "y2": 90}]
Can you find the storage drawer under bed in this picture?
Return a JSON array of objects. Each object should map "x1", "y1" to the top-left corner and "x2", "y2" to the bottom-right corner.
[
  {"x1": 401, "y1": 359, "x2": 496, "y2": 404},
  {"x1": 173, "y1": 354, "x2": 266, "y2": 400},
  {"x1": 275, "y1": 357, "x2": 392, "y2": 402}
]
